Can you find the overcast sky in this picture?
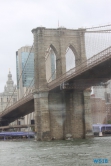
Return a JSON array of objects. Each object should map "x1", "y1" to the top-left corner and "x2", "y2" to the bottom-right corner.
[{"x1": 0, "y1": 0, "x2": 111, "y2": 92}]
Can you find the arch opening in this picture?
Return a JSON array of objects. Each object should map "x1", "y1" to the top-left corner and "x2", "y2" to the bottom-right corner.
[
  {"x1": 45, "y1": 46, "x2": 56, "y2": 83},
  {"x1": 65, "y1": 47, "x2": 75, "y2": 72}
]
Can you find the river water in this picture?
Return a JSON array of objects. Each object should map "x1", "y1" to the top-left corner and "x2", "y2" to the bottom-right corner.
[{"x1": 0, "y1": 137, "x2": 111, "y2": 166}]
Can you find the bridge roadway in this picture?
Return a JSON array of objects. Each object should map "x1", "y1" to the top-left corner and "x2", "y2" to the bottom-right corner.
[
  {"x1": 0, "y1": 46, "x2": 111, "y2": 125},
  {"x1": 0, "y1": 94, "x2": 34, "y2": 125}
]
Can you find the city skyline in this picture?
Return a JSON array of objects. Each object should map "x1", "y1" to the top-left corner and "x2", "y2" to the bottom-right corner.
[{"x1": 0, "y1": 0, "x2": 111, "y2": 92}]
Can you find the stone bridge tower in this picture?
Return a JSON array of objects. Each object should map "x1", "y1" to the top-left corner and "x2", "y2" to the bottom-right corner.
[{"x1": 32, "y1": 27, "x2": 93, "y2": 140}]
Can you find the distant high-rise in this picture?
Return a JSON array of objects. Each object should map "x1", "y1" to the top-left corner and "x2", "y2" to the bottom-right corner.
[
  {"x1": 16, "y1": 46, "x2": 34, "y2": 128},
  {"x1": 16, "y1": 46, "x2": 34, "y2": 99}
]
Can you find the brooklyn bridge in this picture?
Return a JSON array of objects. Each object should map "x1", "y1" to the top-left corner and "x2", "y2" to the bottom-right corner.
[{"x1": 0, "y1": 26, "x2": 111, "y2": 141}]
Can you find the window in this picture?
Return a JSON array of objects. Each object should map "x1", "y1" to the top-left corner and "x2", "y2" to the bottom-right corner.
[
  {"x1": 18, "y1": 121, "x2": 21, "y2": 125},
  {"x1": 31, "y1": 119, "x2": 35, "y2": 125}
]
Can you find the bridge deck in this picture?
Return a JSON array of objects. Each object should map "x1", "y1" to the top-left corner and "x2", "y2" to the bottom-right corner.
[
  {"x1": 0, "y1": 94, "x2": 34, "y2": 124},
  {"x1": 0, "y1": 46, "x2": 111, "y2": 125},
  {"x1": 48, "y1": 46, "x2": 111, "y2": 90}
]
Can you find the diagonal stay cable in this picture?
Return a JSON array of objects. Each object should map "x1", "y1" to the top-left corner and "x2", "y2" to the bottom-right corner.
[{"x1": 23, "y1": 77, "x2": 34, "y2": 97}]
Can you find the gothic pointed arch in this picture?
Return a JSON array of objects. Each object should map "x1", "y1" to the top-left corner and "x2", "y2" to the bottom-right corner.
[
  {"x1": 45, "y1": 44, "x2": 57, "y2": 82},
  {"x1": 67, "y1": 44, "x2": 81, "y2": 67},
  {"x1": 65, "y1": 46, "x2": 76, "y2": 72},
  {"x1": 50, "y1": 44, "x2": 58, "y2": 58},
  {"x1": 68, "y1": 44, "x2": 78, "y2": 59}
]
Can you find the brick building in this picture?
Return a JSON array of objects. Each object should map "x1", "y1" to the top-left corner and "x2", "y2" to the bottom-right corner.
[
  {"x1": 91, "y1": 94, "x2": 111, "y2": 124},
  {"x1": 91, "y1": 95, "x2": 106, "y2": 124}
]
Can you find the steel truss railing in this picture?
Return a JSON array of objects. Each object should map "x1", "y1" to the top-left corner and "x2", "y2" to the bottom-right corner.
[{"x1": 48, "y1": 46, "x2": 111, "y2": 90}]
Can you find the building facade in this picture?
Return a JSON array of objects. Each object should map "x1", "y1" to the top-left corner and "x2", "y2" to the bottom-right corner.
[
  {"x1": 91, "y1": 95, "x2": 106, "y2": 124},
  {"x1": 91, "y1": 95, "x2": 111, "y2": 124},
  {"x1": 93, "y1": 81, "x2": 110, "y2": 102},
  {"x1": 16, "y1": 46, "x2": 34, "y2": 128},
  {"x1": 91, "y1": 81, "x2": 111, "y2": 124},
  {"x1": 16, "y1": 46, "x2": 34, "y2": 98},
  {"x1": 0, "y1": 71, "x2": 17, "y2": 113}
]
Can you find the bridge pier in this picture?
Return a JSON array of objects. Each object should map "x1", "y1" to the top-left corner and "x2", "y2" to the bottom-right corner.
[
  {"x1": 34, "y1": 91, "x2": 51, "y2": 141},
  {"x1": 49, "y1": 91, "x2": 64, "y2": 140},
  {"x1": 83, "y1": 89, "x2": 93, "y2": 138},
  {"x1": 64, "y1": 90, "x2": 84, "y2": 139},
  {"x1": 34, "y1": 89, "x2": 93, "y2": 141},
  {"x1": 72, "y1": 90, "x2": 85, "y2": 138},
  {"x1": 64, "y1": 91, "x2": 72, "y2": 138},
  {"x1": 64, "y1": 89, "x2": 93, "y2": 139}
]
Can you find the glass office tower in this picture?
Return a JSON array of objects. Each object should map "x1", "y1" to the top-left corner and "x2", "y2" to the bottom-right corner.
[
  {"x1": 21, "y1": 52, "x2": 34, "y2": 87},
  {"x1": 16, "y1": 46, "x2": 34, "y2": 99},
  {"x1": 16, "y1": 46, "x2": 34, "y2": 128}
]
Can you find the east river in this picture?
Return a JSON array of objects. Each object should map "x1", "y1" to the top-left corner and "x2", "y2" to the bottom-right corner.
[{"x1": 0, "y1": 137, "x2": 111, "y2": 166}]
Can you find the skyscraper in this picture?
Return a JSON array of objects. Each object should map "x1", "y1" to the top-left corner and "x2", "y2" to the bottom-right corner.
[
  {"x1": 16, "y1": 46, "x2": 34, "y2": 99},
  {"x1": 16, "y1": 46, "x2": 34, "y2": 128}
]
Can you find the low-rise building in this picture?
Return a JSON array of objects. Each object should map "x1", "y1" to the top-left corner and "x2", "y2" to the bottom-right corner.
[{"x1": 91, "y1": 95, "x2": 106, "y2": 124}]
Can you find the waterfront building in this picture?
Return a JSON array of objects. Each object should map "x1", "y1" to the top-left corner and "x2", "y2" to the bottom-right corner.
[
  {"x1": 91, "y1": 94, "x2": 111, "y2": 124},
  {"x1": 16, "y1": 46, "x2": 34, "y2": 129},
  {"x1": 93, "y1": 81, "x2": 110, "y2": 102},
  {"x1": 0, "y1": 71, "x2": 18, "y2": 125},
  {"x1": 16, "y1": 46, "x2": 34, "y2": 99},
  {"x1": 91, "y1": 95, "x2": 106, "y2": 124},
  {"x1": 92, "y1": 81, "x2": 111, "y2": 124},
  {"x1": 0, "y1": 70, "x2": 17, "y2": 112},
  {"x1": 105, "y1": 103, "x2": 111, "y2": 123}
]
